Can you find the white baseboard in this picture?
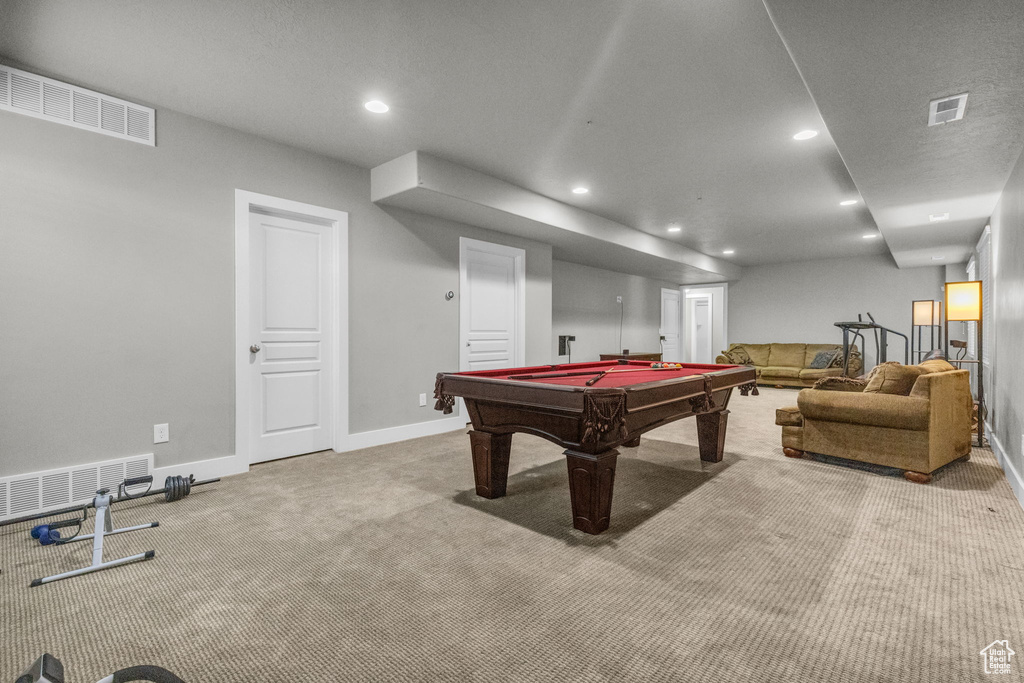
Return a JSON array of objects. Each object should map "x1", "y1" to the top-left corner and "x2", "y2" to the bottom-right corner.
[
  {"x1": 150, "y1": 454, "x2": 248, "y2": 485},
  {"x1": 343, "y1": 414, "x2": 468, "y2": 452},
  {"x1": 989, "y1": 432, "x2": 1024, "y2": 512}
]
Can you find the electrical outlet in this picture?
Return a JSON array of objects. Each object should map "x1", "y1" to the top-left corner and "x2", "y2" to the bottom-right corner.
[
  {"x1": 154, "y1": 423, "x2": 169, "y2": 444},
  {"x1": 616, "y1": 296, "x2": 622, "y2": 304},
  {"x1": 419, "y1": 393, "x2": 427, "y2": 407}
]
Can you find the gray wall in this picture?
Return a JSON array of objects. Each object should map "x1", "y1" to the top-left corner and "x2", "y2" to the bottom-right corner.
[
  {"x1": 989, "y1": 147, "x2": 1024, "y2": 485},
  {"x1": 0, "y1": 107, "x2": 552, "y2": 477},
  {"x1": 727, "y1": 255, "x2": 946, "y2": 369},
  {"x1": 552, "y1": 261, "x2": 675, "y2": 362}
]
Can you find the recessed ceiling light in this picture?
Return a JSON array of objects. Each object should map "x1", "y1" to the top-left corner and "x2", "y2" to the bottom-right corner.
[
  {"x1": 364, "y1": 100, "x2": 389, "y2": 113},
  {"x1": 722, "y1": 249, "x2": 735, "y2": 255},
  {"x1": 793, "y1": 130, "x2": 818, "y2": 140},
  {"x1": 572, "y1": 187, "x2": 589, "y2": 194},
  {"x1": 667, "y1": 226, "x2": 681, "y2": 233},
  {"x1": 862, "y1": 234, "x2": 878, "y2": 239},
  {"x1": 929, "y1": 212, "x2": 949, "y2": 222},
  {"x1": 839, "y1": 199, "x2": 859, "y2": 206},
  {"x1": 931, "y1": 256, "x2": 945, "y2": 261}
]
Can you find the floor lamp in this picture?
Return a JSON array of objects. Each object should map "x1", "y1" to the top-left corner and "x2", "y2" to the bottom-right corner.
[
  {"x1": 911, "y1": 299, "x2": 942, "y2": 362},
  {"x1": 945, "y1": 281, "x2": 983, "y2": 447}
]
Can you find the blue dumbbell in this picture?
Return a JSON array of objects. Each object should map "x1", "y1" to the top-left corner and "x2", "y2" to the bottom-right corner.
[{"x1": 31, "y1": 525, "x2": 61, "y2": 545}]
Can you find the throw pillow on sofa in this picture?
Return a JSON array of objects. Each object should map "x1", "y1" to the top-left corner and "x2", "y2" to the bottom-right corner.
[
  {"x1": 724, "y1": 347, "x2": 753, "y2": 365},
  {"x1": 813, "y1": 376, "x2": 867, "y2": 391},
  {"x1": 808, "y1": 349, "x2": 839, "y2": 369},
  {"x1": 863, "y1": 363, "x2": 928, "y2": 395}
]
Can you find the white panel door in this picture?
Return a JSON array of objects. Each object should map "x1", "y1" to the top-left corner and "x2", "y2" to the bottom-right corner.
[
  {"x1": 249, "y1": 211, "x2": 333, "y2": 463},
  {"x1": 692, "y1": 297, "x2": 713, "y2": 363},
  {"x1": 660, "y1": 288, "x2": 681, "y2": 362},
  {"x1": 460, "y1": 238, "x2": 525, "y2": 372}
]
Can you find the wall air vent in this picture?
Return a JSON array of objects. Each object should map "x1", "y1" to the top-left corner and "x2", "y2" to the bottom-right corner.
[
  {"x1": 928, "y1": 93, "x2": 968, "y2": 126},
  {"x1": 0, "y1": 64, "x2": 155, "y2": 145},
  {"x1": 0, "y1": 454, "x2": 153, "y2": 521}
]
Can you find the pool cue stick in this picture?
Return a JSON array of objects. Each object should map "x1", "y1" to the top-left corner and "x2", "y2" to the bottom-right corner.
[
  {"x1": 507, "y1": 369, "x2": 605, "y2": 380},
  {"x1": 585, "y1": 366, "x2": 683, "y2": 386}
]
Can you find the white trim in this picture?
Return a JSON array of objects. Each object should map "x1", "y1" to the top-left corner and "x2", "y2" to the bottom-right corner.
[
  {"x1": 151, "y1": 454, "x2": 249, "y2": 485},
  {"x1": 458, "y1": 237, "x2": 526, "y2": 371},
  {"x1": 344, "y1": 415, "x2": 468, "y2": 451},
  {"x1": 682, "y1": 282, "x2": 729, "y2": 349},
  {"x1": 989, "y1": 432, "x2": 1024, "y2": 513},
  {"x1": 235, "y1": 190, "x2": 349, "y2": 470}
]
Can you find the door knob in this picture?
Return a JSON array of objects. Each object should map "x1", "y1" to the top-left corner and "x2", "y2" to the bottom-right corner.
[{"x1": 250, "y1": 344, "x2": 261, "y2": 354}]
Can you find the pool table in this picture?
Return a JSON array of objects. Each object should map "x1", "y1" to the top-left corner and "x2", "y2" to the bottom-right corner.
[{"x1": 434, "y1": 360, "x2": 758, "y2": 534}]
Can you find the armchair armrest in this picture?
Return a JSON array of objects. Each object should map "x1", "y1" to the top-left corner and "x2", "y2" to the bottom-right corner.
[{"x1": 797, "y1": 389, "x2": 930, "y2": 431}]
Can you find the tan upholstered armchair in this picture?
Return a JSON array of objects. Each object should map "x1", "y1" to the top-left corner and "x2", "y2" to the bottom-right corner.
[{"x1": 775, "y1": 359, "x2": 973, "y2": 483}]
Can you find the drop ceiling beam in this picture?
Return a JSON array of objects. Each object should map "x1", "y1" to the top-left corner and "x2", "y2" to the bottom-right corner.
[{"x1": 371, "y1": 152, "x2": 740, "y2": 284}]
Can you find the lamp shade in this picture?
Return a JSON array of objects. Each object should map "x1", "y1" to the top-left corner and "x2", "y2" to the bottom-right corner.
[
  {"x1": 912, "y1": 300, "x2": 941, "y2": 326},
  {"x1": 945, "y1": 280, "x2": 982, "y2": 321}
]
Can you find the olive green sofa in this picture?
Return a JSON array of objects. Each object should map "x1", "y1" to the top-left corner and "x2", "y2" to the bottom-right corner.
[{"x1": 715, "y1": 342, "x2": 861, "y2": 388}]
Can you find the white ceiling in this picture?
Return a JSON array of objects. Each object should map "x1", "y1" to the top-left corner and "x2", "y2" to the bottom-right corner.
[{"x1": 2, "y1": 0, "x2": 1021, "y2": 273}]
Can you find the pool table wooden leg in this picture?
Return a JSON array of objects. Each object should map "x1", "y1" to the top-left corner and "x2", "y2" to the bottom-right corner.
[
  {"x1": 468, "y1": 430, "x2": 512, "y2": 499},
  {"x1": 696, "y1": 409, "x2": 729, "y2": 463},
  {"x1": 564, "y1": 449, "x2": 618, "y2": 534}
]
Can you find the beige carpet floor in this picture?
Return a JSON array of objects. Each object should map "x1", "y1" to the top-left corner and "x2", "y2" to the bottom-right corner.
[{"x1": 2, "y1": 388, "x2": 1023, "y2": 682}]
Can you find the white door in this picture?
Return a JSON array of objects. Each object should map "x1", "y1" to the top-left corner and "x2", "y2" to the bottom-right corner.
[
  {"x1": 248, "y1": 210, "x2": 334, "y2": 463},
  {"x1": 660, "y1": 288, "x2": 681, "y2": 362},
  {"x1": 460, "y1": 238, "x2": 525, "y2": 372},
  {"x1": 691, "y1": 296, "x2": 713, "y2": 363}
]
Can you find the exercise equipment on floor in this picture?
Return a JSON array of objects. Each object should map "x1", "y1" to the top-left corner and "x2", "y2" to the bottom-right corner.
[
  {"x1": 0, "y1": 475, "x2": 217, "y2": 530},
  {"x1": 29, "y1": 486, "x2": 158, "y2": 587},
  {"x1": 0, "y1": 473, "x2": 217, "y2": 587},
  {"x1": 15, "y1": 652, "x2": 185, "y2": 683},
  {"x1": 833, "y1": 312, "x2": 909, "y2": 375}
]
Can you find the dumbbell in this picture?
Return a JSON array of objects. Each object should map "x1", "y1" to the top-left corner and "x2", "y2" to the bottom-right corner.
[{"x1": 29, "y1": 525, "x2": 61, "y2": 545}]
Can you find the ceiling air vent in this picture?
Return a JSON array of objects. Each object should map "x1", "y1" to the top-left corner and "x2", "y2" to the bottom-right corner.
[
  {"x1": 928, "y1": 93, "x2": 968, "y2": 126},
  {"x1": 0, "y1": 64, "x2": 155, "y2": 146}
]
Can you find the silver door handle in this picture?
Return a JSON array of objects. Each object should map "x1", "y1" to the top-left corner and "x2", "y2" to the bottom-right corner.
[{"x1": 250, "y1": 344, "x2": 261, "y2": 354}]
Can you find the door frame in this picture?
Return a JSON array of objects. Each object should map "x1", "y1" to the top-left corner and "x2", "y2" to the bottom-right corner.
[
  {"x1": 234, "y1": 189, "x2": 349, "y2": 467},
  {"x1": 458, "y1": 237, "x2": 526, "y2": 371},
  {"x1": 682, "y1": 283, "x2": 729, "y2": 362}
]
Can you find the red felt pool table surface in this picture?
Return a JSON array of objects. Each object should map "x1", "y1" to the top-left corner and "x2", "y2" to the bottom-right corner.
[{"x1": 455, "y1": 360, "x2": 739, "y2": 388}]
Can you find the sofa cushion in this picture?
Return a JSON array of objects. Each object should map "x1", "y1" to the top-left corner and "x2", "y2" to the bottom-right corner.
[
  {"x1": 761, "y1": 366, "x2": 802, "y2": 379},
  {"x1": 804, "y1": 344, "x2": 841, "y2": 367},
  {"x1": 800, "y1": 368, "x2": 843, "y2": 380},
  {"x1": 864, "y1": 363, "x2": 928, "y2": 395},
  {"x1": 767, "y1": 343, "x2": 807, "y2": 368},
  {"x1": 775, "y1": 406, "x2": 803, "y2": 427},
  {"x1": 798, "y1": 391, "x2": 931, "y2": 431},
  {"x1": 739, "y1": 344, "x2": 772, "y2": 367}
]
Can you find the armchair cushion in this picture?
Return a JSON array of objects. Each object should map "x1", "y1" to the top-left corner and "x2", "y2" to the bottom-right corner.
[
  {"x1": 863, "y1": 363, "x2": 928, "y2": 395},
  {"x1": 798, "y1": 390, "x2": 930, "y2": 431},
  {"x1": 775, "y1": 406, "x2": 803, "y2": 427}
]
